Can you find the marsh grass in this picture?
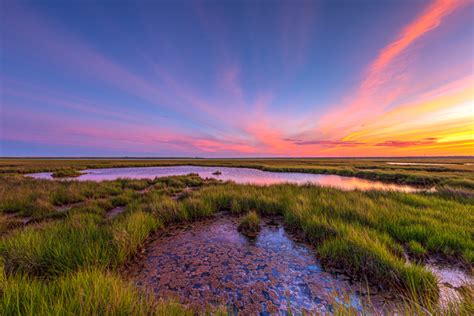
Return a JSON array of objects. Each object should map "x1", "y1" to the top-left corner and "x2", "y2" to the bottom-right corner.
[
  {"x1": 0, "y1": 173, "x2": 213, "y2": 224},
  {"x1": 51, "y1": 169, "x2": 83, "y2": 178},
  {"x1": 408, "y1": 240, "x2": 427, "y2": 258},
  {"x1": 186, "y1": 184, "x2": 473, "y2": 299},
  {"x1": 0, "y1": 159, "x2": 472, "y2": 314},
  {"x1": 0, "y1": 174, "x2": 228, "y2": 315},
  {"x1": 237, "y1": 210, "x2": 260, "y2": 237},
  {"x1": 0, "y1": 269, "x2": 197, "y2": 316},
  {"x1": 0, "y1": 173, "x2": 219, "y2": 277},
  {"x1": 2, "y1": 157, "x2": 473, "y2": 189},
  {"x1": 141, "y1": 194, "x2": 185, "y2": 223},
  {"x1": 0, "y1": 213, "x2": 115, "y2": 276},
  {"x1": 111, "y1": 189, "x2": 137, "y2": 207},
  {"x1": 0, "y1": 209, "x2": 165, "y2": 277},
  {"x1": 112, "y1": 210, "x2": 161, "y2": 263}
]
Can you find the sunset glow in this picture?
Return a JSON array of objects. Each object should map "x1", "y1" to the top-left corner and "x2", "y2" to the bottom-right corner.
[{"x1": 1, "y1": 0, "x2": 473, "y2": 157}]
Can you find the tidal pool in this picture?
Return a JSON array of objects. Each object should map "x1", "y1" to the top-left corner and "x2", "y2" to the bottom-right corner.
[
  {"x1": 126, "y1": 216, "x2": 398, "y2": 314},
  {"x1": 27, "y1": 165, "x2": 419, "y2": 192}
]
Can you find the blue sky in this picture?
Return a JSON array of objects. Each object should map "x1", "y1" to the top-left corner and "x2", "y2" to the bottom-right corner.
[{"x1": 1, "y1": 0, "x2": 472, "y2": 157}]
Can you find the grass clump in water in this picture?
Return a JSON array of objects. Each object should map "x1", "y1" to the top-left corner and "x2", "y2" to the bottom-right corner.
[
  {"x1": 237, "y1": 211, "x2": 260, "y2": 237},
  {"x1": 51, "y1": 169, "x2": 83, "y2": 178}
]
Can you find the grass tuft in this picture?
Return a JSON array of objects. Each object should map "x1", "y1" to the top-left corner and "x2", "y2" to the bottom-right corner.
[
  {"x1": 237, "y1": 211, "x2": 260, "y2": 237},
  {"x1": 51, "y1": 169, "x2": 83, "y2": 178}
]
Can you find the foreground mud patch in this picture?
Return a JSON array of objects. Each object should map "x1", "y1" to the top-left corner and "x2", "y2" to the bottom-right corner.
[{"x1": 126, "y1": 216, "x2": 397, "y2": 314}]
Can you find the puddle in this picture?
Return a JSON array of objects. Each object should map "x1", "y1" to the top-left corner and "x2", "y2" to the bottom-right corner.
[
  {"x1": 426, "y1": 263, "x2": 474, "y2": 308},
  {"x1": 27, "y1": 166, "x2": 419, "y2": 192},
  {"x1": 3, "y1": 213, "x2": 31, "y2": 225},
  {"x1": 54, "y1": 201, "x2": 83, "y2": 213},
  {"x1": 106, "y1": 206, "x2": 125, "y2": 219},
  {"x1": 126, "y1": 216, "x2": 399, "y2": 314}
]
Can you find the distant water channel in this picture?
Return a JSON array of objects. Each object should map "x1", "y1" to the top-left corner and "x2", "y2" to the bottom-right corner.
[{"x1": 27, "y1": 165, "x2": 419, "y2": 192}]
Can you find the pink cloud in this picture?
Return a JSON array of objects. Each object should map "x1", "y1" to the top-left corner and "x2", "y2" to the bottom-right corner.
[
  {"x1": 2, "y1": 104, "x2": 262, "y2": 156},
  {"x1": 316, "y1": 0, "x2": 466, "y2": 138},
  {"x1": 1, "y1": 105, "x2": 194, "y2": 151},
  {"x1": 368, "y1": 0, "x2": 463, "y2": 80},
  {"x1": 192, "y1": 139, "x2": 256, "y2": 154}
]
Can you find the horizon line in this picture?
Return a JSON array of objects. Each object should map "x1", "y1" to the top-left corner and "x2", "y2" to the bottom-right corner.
[{"x1": 1, "y1": 156, "x2": 473, "y2": 160}]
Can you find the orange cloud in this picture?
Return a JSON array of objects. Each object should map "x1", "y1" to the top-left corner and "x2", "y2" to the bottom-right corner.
[
  {"x1": 337, "y1": 75, "x2": 473, "y2": 156},
  {"x1": 375, "y1": 139, "x2": 438, "y2": 148},
  {"x1": 342, "y1": 76, "x2": 474, "y2": 141}
]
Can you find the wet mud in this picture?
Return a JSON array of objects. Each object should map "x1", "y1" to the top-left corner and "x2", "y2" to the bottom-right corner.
[{"x1": 126, "y1": 216, "x2": 400, "y2": 314}]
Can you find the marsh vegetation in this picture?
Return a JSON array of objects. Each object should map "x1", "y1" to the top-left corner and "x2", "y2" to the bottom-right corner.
[
  {"x1": 237, "y1": 210, "x2": 261, "y2": 237},
  {"x1": 51, "y1": 169, "x2": 83, "y2": 178},
  {"x1": 0, "y1": 158, "x2": 473, "y2": 314}
]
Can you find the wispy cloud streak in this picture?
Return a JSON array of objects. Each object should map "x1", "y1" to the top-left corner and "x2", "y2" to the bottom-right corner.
[{"x1": 317, "y1": 0, "x2": 466, "y2": 136}]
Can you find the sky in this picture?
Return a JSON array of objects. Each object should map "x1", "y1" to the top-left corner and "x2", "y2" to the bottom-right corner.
[{"x1": 1, "y1": 0, "x2": 473, "y2": 157}]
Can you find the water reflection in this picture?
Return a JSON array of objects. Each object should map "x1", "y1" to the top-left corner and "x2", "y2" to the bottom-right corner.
[{"x1": 27, "y1": 166, "x2": 418, "y2": 192}]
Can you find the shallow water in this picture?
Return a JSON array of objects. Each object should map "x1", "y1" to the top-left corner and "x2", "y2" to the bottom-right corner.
[
  {"x1": 126, "y1": 216, "x2": 398, "y2": 314},
  {"x1": 27, "y1": 165, "x2": 418, "y2": 192},
  {"x1": 426, "y1": 263, "x2": 474, "y2": 308}
]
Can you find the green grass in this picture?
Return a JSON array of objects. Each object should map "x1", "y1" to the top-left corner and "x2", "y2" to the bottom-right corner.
[
  {"x1": 318, "y1": 233, "x2": 437, "y2": 300},
  {"x1": 408, "y1": 240, "x2": 427, "y2": 257},
  {"x1": 111, "y1": 190, "x2": 137, "y2": 207},
  {"x1": 0, "y1": 173, "x2": 226, "y2": 314},
  {"x1": 141, "y1": 194, "x2": 185, "y2": 223},
  {"x1": 237, "y1": 210, "x2": 260, "y2": 237},
  {"x1": 51, "y1": 169, "x2": 83, "y2": 178},
  {"x1": 112, "y1": 210, "x2": 161, "y2": 263},
  {"x1": 0, "y1": 213, "x2": 115, "y2": 276},
  {"x1": 0, "y1": 268, "x2": 195, "y2": 316},
  {"x1": 0, "y1": 158, "x2": 473, "y2": 314},
  {"x1": 0, "y1": 173, "x2": 215, "y2": 223},
  {"x1": 186, "y1": 184, "x2": 473, "y2": 298},
  {"x1": 0, "y1": 210, "x2": 163, "y2": 277}
]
